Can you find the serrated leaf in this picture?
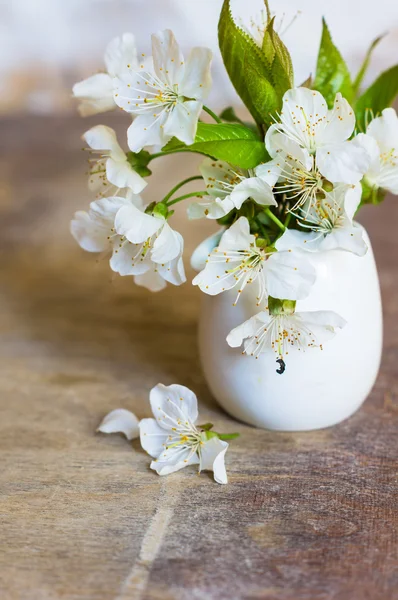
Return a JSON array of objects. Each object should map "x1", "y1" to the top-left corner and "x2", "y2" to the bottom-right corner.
[
  {"x1": 263, "y1": 17, "x2": 294, "y2": 93},
  {"x1": 353, "y1": 34, "x2": 385, "y2": 97},
  {"x1": 162, "y1": 122, "x2": 268, "y2": 169},
  {"x1": 355, "y1": 65, "x2": 398, "y2": 130},
  {"x1": 314, "y1": 19, "x2": 353, "y2": 107},
  {"x1": 245, "y1": 61, "x2": 280, "y2": 128},
  {"x1": 218, "y1": 0, "x2": 273, "y2": 125}
]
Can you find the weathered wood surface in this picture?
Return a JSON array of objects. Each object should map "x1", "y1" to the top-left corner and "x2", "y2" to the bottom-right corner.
[{"x1": 0, "y1": 115, "x2": 397, "y2": 600}]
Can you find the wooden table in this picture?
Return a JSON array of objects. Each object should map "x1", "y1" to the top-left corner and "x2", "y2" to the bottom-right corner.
[{"x1": 0, "y1": 115, "x2": 397, "y2": 600}]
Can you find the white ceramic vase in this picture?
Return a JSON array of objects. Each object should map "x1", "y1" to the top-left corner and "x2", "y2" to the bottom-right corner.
[{"x1": 198, "y1": 227, "x2": 383, "y2": 431}]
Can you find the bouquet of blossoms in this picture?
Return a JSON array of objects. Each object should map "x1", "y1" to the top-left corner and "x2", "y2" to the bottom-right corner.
[{"x1": 71, "y1": 0, "x2": 398, "y2": 375}]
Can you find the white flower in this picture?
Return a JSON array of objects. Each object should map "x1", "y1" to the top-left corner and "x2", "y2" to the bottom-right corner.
[
  {"x1": 266, "y1": 88, "x2": 370, "y2": 190},
  {"x1": 188, "y1": 157, "x2": 279, "y2": 220},
  {"x1": 190, "y1": 230, "x2": 224, "y2": 272},
  {"x1": 113, "y1": 29, "x2": 212, "y2": 152},
  {"x1": 73, "y1": 33, "x2": 139, "y2": 117},
  {"x1": 227, "y1": 308, "x2": 346, "y2": 368},
  {"x1": 97, "y1": 409, "x2": 140, "y2": 440},
  {"x1": 70, "y1": 195, "x2": 186, "y2": 291},
  {"x1": 276, "y1": 186, "x2": 368, "y2": 256},
  {"x1": 356, "y1": 108, "x2": 398, "y2": 195},
  {"x1": 84, "y1": 125, "x2": 147, "y2": 196},
  {"x1": 139, "y1": 384, "x2": 229, "y2": 484},
  {"x1": 193, "y1": 217, "x2": 316, "y2": 305}
]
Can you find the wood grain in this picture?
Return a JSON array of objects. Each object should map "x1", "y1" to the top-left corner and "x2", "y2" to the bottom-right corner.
[{"x1": 0, "y1": 115, "x2": 397, "y2": 600}]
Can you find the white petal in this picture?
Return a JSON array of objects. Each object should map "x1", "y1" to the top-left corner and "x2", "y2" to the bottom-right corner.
[
  {"x1": 320, "y1": 224, "x2": 368, "y2": 256},
  {"x1": 227, "y1": 312, "x2": 269, "y2": 348},
  {"x1": 265, "y1": 252, "x2": 316, "y2": 300},
  {"x1": 110, "y1": 240, "x2": 149, "y2": 276},
  {"x1": 190, "y1": 230, "x2": 223, "y2": 271},
  {"x1": 83, "y1": 124, "x2": 122, "y2": 157},
  {"x1": 180, "y1": 47, "x2": 212, "y2": 99},
  {"x1": 218, "y1": 216, "x2": 254, "y2": 251},
  {"x1": 150, "y1": 447, "x2": 199, "y2": 476},
  {"x1": 97, "y1": 408, "x2": 139, "y2": 440},
  {"x1": 73, "y1": 74, "x2": 115, "y2": 116},
  {"x1": 318, "y1": 93, "x2": 355, "y2": 146},
  {"x1": 255, "y1": 157, "x2": 285, "y2": 186},
  {"x1": 359, "y1": 121, "x2": 398, "y2": 193},
  {"x1": 275, "y1": 228, "x2": 318, "y2": 252},
  {"x1": 104, "y1": 33, "x2": 138, "y2": 77},
  {"x1": 70, "y1": 210, "x2": 110, "y2": 253},
  {"x1": 343, "y1": 183, "x2": 362, "y2": 221},
  {"x1": 76, "y1": 97, "x2": 117, "y2": 118},
  {"x1": 157, "y1": 254, "x2": 186, "y2": 286},
  {"x1": 126, "y1": 112, "x2": 168, "y2": 153},
  {"x1": 163, "y1": 100, "x2": 202, "y2": 146},
  {"x1": 296, "y1": 310, "x2": 347, "y2": 343},
  {"x1": 71, "y1": 196, "x2": 128, "y2": 253},
  {"x1": 265, "y1": 128, "x2": 313, "y2": 169},
  {"x1": 317, "y1": 139, "x2": 370, "y2": 184},
  {"x1": 125, "y1": 190, "x2": 146, "y2": 211},
  {"x1": 151, "y1": 29, "x2": 185, "y2": 86},
  {"x1": 230, "y1": 177, "x2": 276, "y2": 209},
  {"x1": 192, "y1": 257, "x2": 238, "y2": 296},
  {"x1": 367, "y1": 107, "x2": 398, "y2": 154},
  {"x1": 135, "y1": 267, "x2": 167, "y2": 292},
  {"x1": 139, "y1": 418, "x2": 169, "y2": 458},
  {"x1": 200, "y1": 157, "x2": 234, "y2": 199},
  {"x1": 276, "y1": 87, "x2": 329, "y2": 151},
  {"x1": 199, "y1": 438, "x2": 229, "y2": 485},
  {"x1": 151, "y1": 223, "x2": 183, "y2": 264},
  {"x1": 192, "y1": 218, "x2": 255, "y2": 295},
  {"x1": 115, "y1": 204, "x2": 163, "y2": 244},
  {"x1": 106, "y1": 158, "x2": 147, "y2": 194},
  {"x1": 187, "y1": 199, "x2": 230, "y2": 220},
  {"x1": 149, "y1": 383, "x2": 199, "y2": 430}
]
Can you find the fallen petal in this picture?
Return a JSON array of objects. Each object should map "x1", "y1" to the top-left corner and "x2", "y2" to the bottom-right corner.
[{"x1": 97, "y1": 408, "x2": 140, "y2": 440}]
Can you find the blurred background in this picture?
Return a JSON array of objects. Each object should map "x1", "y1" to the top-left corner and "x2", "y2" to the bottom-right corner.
[{"x1": 1, "y1": 0, "x2": 398, "y2": 115}]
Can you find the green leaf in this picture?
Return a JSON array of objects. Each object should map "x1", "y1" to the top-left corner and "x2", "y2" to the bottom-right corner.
[
  {"x1": 219, "y1": 107, "x2": 259, "y2": 135},
  {"x1": 352, "y1": 34, "x2": 385, "y2": 97},
  {"x1": 162, "y1": 123, "x2": 268, "y2": 169},
  {"x1": 314, "y1": 19, "x2": 353, "y2": 107},
  {"x1": 263, "y1": 17, "x2": 294, "y2": 94},
  {"x1": 355, "y1": 65, "x2": 398, "y2": 131},
  {"x1": 245, "y1": 61, "x2": 280, "y2": 129},
  {"x1": 127, "y1": 150, "x2": 152, "y2": 177},
  {"x1": 218, "y1": 0, "x2": 273, "y2": 125}
]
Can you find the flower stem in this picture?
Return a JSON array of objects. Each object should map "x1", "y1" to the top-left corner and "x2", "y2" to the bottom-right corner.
[
  {"x1": 284, "y1": 212, "x2": 292, "y2": 228},
  {"x1": 203, "y1": 105, "x2": 222, "y2": 124},
  {"x1": 167, "y1": 191, "x2": 206, "y2": 206},
  {"x1": 161, "y1": 176, "x2": 204, "y2": 204},
  {"x1": 148, "y1": 149, "x2": 190, "y2": 161},
  {"x1": 264, "y1": 208, "x2": 286, "y2": 232}
]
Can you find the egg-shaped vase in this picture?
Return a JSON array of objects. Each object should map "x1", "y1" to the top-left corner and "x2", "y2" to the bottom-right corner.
[{"x1": 198, "y1": 227, "x2": 383, "y2": 431}]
